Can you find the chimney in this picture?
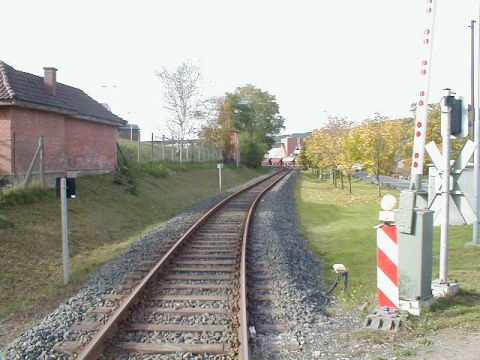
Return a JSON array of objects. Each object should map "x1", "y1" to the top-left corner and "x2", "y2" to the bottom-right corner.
[{"x1": 43, "y1": 67, "x2": 57, "y2": 96}]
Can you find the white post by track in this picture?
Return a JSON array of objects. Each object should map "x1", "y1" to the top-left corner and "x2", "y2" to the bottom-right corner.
[
  {"x1": 217, "y1": 163, "x2": 223, "y2": 193},
  {"x1": 410, "y1": 0, "x2": 437, "y2": 190},
  {"x1": 61, "y1": 178, "x2": 70, "y2": 285}
]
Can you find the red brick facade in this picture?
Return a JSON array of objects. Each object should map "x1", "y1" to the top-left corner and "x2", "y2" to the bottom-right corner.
[
  {"x1": 0, "y1": 108, "x2": 12, "y2": 174},
  {"x1": 0, "y1": 106, "x2": 118, "y2": 177}
]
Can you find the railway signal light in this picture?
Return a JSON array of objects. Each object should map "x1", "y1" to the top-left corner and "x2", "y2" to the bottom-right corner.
[{"x1": 443, "y1": 94, "x2": 469, "y2": 139}]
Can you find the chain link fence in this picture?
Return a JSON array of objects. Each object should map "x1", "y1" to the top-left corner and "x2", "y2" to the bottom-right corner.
[
  {"x1": 117, "y1": 136, "x2": 223, "y2": 167},
  {"x1": 0, "y1": 135, "x2": 53, "y2": 186}
]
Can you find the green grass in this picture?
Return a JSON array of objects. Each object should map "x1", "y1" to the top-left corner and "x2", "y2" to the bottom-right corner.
[
  {"x1": 295, "y1": 171, "x2": 480, "y2": 332},
  {"x1": 0, "y1": 163, "x2": 266, "y2": 320}
]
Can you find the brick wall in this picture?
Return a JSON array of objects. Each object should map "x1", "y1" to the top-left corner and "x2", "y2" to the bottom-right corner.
[
  {"x1": 0, "y1": 108, "x2": 12, "y2": 174},
  {"x1": 11, "y1": 107, "x2": 66, "y2": 174},
  {"x1": 65, "y1": 118, "x2": 118, "y2": 171},
  {"x1": 0, "y1": 107, "x2": 118, "y2": 176},
  {"x1": 281, "y1": 137, "x2": 299, "y2": 156}
]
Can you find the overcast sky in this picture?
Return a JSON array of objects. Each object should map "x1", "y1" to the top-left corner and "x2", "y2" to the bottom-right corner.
[{"x1": 2, "y1": 0, "x2": 479, "y2": 139}]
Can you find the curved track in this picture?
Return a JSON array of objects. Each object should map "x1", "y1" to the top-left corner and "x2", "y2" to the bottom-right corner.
[{"x1": 60, "y1": 170, "x2": 289, "y2": 360}]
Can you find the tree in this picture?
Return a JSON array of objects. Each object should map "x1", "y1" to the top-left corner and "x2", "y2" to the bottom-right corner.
[
  {"x1": 352, "y1": 114, "x2": 403, "y2": 196},
  {"x1": 200, "y1": 97, "x2": 236, "y2": 161},
  {"x1": 340, "y1": 128, "x2": 363, "y2": 194},
  {"x1": 156, "y1": 62, "x2": 203, "y2": 162},
  {"x1": 226, "y1": 85, "x2": 285, "y2": 167},
  {"x1": 301, "y1": 116, "x2": 351, "y2": 185}
]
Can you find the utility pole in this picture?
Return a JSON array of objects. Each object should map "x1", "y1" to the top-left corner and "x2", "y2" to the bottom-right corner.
[
  {"x1": 439, "y1": 89, "x2": 453, "y2": 282},
  {"x1": 468, "y1": 16, "x2": 480, "y2": 247},
  {"x1": 470, "y1": 20, "x2": 476, "y2": 141}
]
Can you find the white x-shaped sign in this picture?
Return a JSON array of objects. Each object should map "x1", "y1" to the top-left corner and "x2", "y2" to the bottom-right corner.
[{"x1": 425, "y1": 140, "x2": 477, "y2": 225}]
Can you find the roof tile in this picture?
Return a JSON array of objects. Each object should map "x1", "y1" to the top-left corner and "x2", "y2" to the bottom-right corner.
[{"x1": 0, "y1": 61, "x2": 125, "y2": 125}]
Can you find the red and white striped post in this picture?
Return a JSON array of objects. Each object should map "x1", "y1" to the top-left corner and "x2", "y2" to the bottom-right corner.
[
  {"x1": 376, "y1": 224, "x2": 399, "y2": 309},
  {"x1": 376, "y1": 194, "x2": 399, "y2": 309}
]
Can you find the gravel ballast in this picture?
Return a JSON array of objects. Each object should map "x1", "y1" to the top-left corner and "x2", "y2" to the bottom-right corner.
[
  {"x1": 3, "y1": 171, "x2": 422, "y2": 359},
  {"x1": 1, "y1": 175, "x2": 268, "y2": 360},
  {"x1": 247, "y1": 171, "x2": 414, "y2": 360}
]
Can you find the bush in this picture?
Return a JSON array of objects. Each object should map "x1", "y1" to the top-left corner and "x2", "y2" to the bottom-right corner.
[
  {"x1": 139, "y1": 162, "x2": 169, "y2": 178},
  {"x1": 240, "y1": 133, "x2": 269, "y2": 168},
  {"x1": 0, "y1": 184, "x2": 47, "y2": 206},
  {"x1": 0, "y1": 213, "x2": 11, "y2": 229},
  {"x1": 112, "y1": 167, "x2": 138, "y2": 195}
]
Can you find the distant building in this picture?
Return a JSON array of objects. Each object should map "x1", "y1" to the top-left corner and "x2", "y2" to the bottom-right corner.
[
  {"x1": 119, "y1": 124, "x2": 140, "y2": 141},
  {"x1": 0, "y1": 62, "x2": 126, "y2": 183},
  {"x1": 263, "y1": 135, "x2": 303, "y2": 167}
]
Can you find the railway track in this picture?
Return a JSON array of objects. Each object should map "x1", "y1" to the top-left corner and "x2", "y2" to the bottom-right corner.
[{"x1": 55, "y1": 169, "x2": 289, "y2": 360}]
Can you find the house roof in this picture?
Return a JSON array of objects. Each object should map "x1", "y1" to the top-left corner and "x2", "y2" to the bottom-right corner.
[
  {"x1": 265, "y1": 146, "x2": 286, "y2": 159},
  {"x1": 0, "y1": 61, "x2": 126, "y2": 126},
  {"x1": 119, "y1": 124, "x2": 140, "y2": 131}
]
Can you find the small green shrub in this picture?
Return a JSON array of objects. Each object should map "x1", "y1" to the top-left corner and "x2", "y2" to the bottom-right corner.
[
  {"x1": 112, "y1": 167, "x2": 138, "y2": 195},
  {"x1": 112, "y1": 172, "x2": 124, "y2": 185},
  {"x1": 139, "y1": 162, "x2": 168, "y2": 178},
  {"x1": 0, "y1": 213, "x2": 12, "y2": 228},
  {"x1": 0, "y1": 184, "x2": 47, "y2": 206}
]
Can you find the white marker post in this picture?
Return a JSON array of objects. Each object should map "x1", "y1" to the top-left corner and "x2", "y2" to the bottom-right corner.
[
  {"x1": 217, "y1": 163, "x2": 223, "y2": 193},
  {"x1": 439, "y1": 92, "x2": 452, "y2": 283},
  {"x1": 60, "y1": 178, "x2": 70, "y2": 285}
]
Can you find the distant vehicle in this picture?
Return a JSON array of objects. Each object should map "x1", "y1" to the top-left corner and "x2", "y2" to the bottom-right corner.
[{"x1": 352, "y1": 163, "x2": 363, "y2": 171}]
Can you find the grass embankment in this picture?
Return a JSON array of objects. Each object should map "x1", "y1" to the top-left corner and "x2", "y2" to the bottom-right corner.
[
  {"x1": 295, "y1": 172, "x2": 480, "y2": 332},
  {"x1": 0, "y1": 162, "x2": 266, "y2": 322}
]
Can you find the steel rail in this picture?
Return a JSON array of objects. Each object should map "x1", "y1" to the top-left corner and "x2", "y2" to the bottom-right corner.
[
  {"x1": 238, "y1": 169, "x2": 290, "y2": 360},
  {"x1": 76, "y1": 170, "x2": 285, "y2": 360}
]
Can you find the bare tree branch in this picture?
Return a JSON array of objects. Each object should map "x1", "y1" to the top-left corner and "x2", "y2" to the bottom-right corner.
[{"x1": 156, "y1": 61, "x2": 203, "y2": 162}]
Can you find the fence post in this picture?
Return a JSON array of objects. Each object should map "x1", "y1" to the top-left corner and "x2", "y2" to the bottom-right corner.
[
  {"x1": 22, "y1": 136, "x2": 42, "y2": 187},
  {"x1": 151, "y1": 133, "x2": 154, "y2": 162},
  {"x1": 39, "y1": 135, "x2": 45, "y2": 188},
  {"x1": 137, "y1": 133, "x2": 141, "y2": 164},
  {"x1": 12, "y1": 132, "x2": 16, "y2": 177},
  {"x1": 162, "y1": 135, "x2": 165, "y2": 161}
]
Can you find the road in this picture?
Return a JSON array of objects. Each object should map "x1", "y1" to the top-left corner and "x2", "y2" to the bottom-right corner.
[{"x1": 354, "y1": 171, "x2": 427, "y2": 191}]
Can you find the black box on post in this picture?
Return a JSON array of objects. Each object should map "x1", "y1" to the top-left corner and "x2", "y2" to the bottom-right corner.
[{"x1": 56, "y1": 178, "x2": 76, "y2": 198}]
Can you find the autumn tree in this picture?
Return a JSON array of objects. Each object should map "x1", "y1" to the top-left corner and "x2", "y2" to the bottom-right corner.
[
  {"x1": 340, "y1": 127, "x2": 363, "y2": 194},
  {"x1": 302, "y1": 116, "x2": 351, "y2": 185},
  {"x1": 200, "y1": 97, "x2": 236, "y2": 161},
  {"x1": 156, "y1": 62, "x2": 203, "y2": 163},
  {"x1": 352, "y1": 114, "x2": 403, "y2": 196}
]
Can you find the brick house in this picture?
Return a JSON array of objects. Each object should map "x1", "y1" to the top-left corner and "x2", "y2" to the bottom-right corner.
[
  {"x1": 0, "y1": 61, "x2": 126, "y2": 184},
  {"x1": 118, "y1": 123, "x2": 140, "y2": 141}
]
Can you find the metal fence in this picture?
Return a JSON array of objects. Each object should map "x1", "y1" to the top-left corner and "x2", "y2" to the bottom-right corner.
[
  {"x1": 117, "y1": 136, "x2": 223, "y2": 166},
  {"x1": 0, "y1": 135, "x2": 48, "y2": 186}
]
